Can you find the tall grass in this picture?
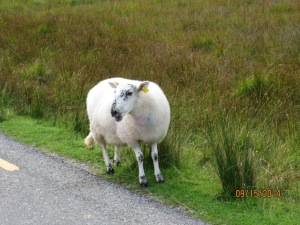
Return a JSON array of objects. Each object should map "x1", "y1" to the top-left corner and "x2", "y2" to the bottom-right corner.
[
  {"x1": 0, "y1": 0, "x2": 299, "y2": 200},
  {"x1": 205, "y1": 111, "x2": 256, "y2": 198}
]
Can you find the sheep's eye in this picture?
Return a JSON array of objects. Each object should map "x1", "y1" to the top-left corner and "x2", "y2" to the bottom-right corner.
[{"x1": 127, "y1": 91, "x2": 133, "y2": 96}]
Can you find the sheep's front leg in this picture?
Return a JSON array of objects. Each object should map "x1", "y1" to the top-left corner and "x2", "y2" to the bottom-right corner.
[
  {"x1": 131, "y1": 145, "x2": 148, "y2": 187},
  {"x1": 113, "y1": 146, "x2": 121, "y2": 167},
  {"x1": 151, "y1": 143, "x2": 164, "y2": 182},
  {"x1": 99, "y1": 143, "x2": 114, "y2": 174}
]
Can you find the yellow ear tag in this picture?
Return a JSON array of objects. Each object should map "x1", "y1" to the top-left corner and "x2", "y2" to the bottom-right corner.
[
  {"x1": 142, "y1": 87, "x2": 149, "y2": 93},
  {"x1": 114, "y1": 82, "x2": 119, "y2": 85}
]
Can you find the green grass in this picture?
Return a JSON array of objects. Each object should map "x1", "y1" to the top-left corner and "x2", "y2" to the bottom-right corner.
[
  {"x1": 205, "y1": 111, "x2": 256, "y2": 198},
  {"x1": 235, "y1": 73, "x2": 276, "y2": 99},
  {"x1": 0, "y1": 115, "x2": 299, "y2": 225},
  {"x1": 0, "y1": 0, "x2": 300, "y2": 224},
  {"x1": 191, "y1": 37, "x2": 214, "y2": 52}
]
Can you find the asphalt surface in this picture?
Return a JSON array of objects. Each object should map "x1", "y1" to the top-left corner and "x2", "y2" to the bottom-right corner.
[{"x1": 0, "y1": 132, "x2": 208, "y2": 225}]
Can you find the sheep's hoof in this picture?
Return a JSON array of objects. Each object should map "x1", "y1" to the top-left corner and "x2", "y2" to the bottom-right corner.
[
  {"x1": 107, "y1": 164, "x2": 114, "y2": 174},
  {"x1": 155, "y1": 174, "x2": 164, "y2": 183},
  {"x1": 139, "y1": 176, "x2": 148, "y2": 188},
  {"x1": 113, "y1": 160, "x2": 121, "y2": 167}
]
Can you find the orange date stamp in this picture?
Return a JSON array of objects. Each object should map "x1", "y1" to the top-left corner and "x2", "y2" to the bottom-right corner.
[{"x1": 235, "y1": 189, "x2": 282, "y2": 198}]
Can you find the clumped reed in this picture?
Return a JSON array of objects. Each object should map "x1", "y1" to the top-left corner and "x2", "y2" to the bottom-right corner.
[{"x1": 205, "y1": 112, "x2": 256, "y2": 198}]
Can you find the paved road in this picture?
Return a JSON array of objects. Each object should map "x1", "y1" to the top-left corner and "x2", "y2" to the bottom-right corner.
[{"x1": 0, "y1": 133, "x2": 208, "y2": 225}]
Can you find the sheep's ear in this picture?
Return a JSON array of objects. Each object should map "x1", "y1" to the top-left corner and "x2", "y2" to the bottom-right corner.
[
  {"x1": 137, "y1": 81, "x2": 149, "y2": 93},
  {"x1": 109, "y1": 81, "x2": 119, "y2": 89}
]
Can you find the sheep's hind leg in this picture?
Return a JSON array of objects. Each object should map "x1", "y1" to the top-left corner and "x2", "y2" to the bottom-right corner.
[
  {"x1": 100, "y1": 143, "x2": 114, "y2": 174},
  {"x1": 113, "y1": 146, "x2": 121, "y2": 167},
  {"x1": 151, "y1": 143, "x2": 164, "y2": 183},
  {"x1": 131, "y1": 145, "x2": 148, "y2": 187}
]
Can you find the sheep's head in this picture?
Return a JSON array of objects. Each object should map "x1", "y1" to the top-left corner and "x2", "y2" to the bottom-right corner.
[{"x1": 109, "y1": 81, "x2": 149, "y2": 122}]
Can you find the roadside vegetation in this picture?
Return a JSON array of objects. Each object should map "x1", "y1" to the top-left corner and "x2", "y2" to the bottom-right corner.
[{"x1": 0, "y1": 0, "x2": 299, "y2": 224}]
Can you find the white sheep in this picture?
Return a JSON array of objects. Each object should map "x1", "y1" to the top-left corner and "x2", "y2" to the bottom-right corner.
[{"x1": 84, "y1": 77, "x2": 170, "y2": 187}]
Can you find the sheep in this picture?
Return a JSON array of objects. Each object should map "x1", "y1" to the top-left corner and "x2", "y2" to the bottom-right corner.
[{"x1": 84, "y1": 77, "x2": 170, "y2": 187}]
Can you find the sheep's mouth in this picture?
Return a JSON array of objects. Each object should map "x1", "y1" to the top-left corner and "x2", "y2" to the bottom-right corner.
[
  {"x1": 111, "y1": 108, "x2": 123, "y2": 122},
  {"x1": 114, "y1": 114, "x2": 123, "y2": 122}
]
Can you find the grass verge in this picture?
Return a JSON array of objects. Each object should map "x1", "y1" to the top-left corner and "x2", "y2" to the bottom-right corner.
[{"x1": 0, "y1": 115, "x2": 299, "y2": 225}]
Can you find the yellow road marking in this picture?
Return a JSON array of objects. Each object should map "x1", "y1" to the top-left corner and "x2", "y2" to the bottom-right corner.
[{"x1": 0, "y1": 158, "x2": 20, "y2": 171}]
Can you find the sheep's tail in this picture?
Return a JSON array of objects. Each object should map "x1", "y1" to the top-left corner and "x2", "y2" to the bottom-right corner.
[{"x1": 84, "y1": 132, "x2": 95, "y2": 148}]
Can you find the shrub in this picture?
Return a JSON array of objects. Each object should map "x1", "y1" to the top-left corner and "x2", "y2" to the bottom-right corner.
[
  {"x1": 19, "y1": 60, "x2": 49, "y2": 85},
  {"x1": 68, "y1": 0, "x2": 94, "y2": 6},
  {"x1": 190, "y1": 37, "x2": 214, "y2": 52},
  {"x1": 37, "y1": 25, "x2": 50, "y2": 35},
  {"x1": 235, "y1": 73, "x2": 275, "y2": 99},
  {"x1": 271, "y1": 4, "x2": 293, "y2": 13}
]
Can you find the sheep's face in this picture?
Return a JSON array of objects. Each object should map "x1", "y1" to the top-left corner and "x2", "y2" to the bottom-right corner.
[{"x1": 109, "y1": 81, "x2": 149, "y2": 122}]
